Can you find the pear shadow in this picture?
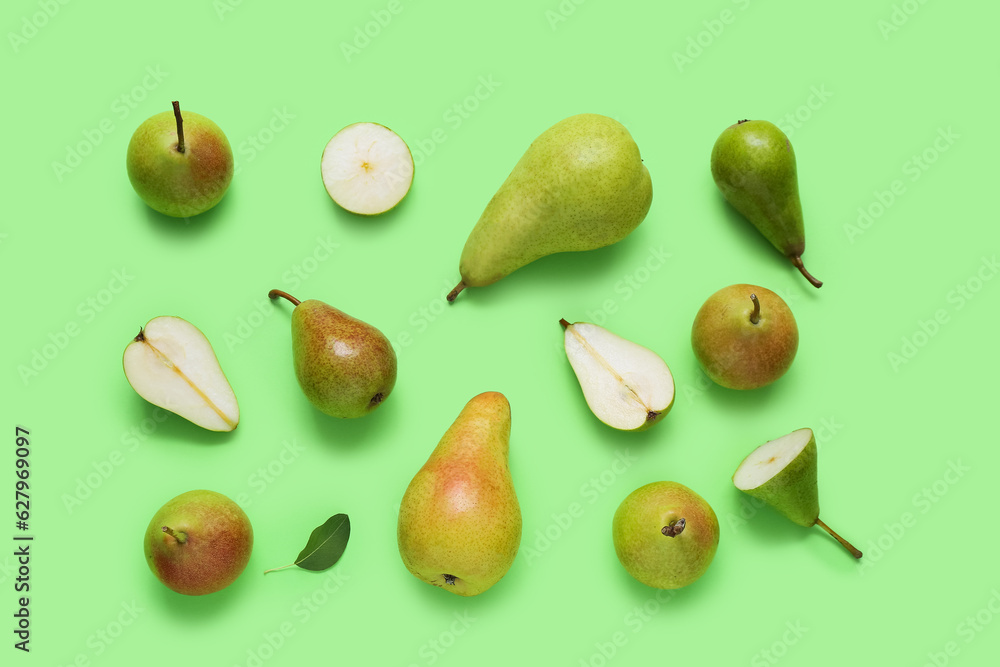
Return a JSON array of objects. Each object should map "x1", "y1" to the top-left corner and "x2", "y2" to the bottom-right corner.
[
  {"x1": 711, "y1": 195, "x2": 826, "y2": 294},
  {"x1": 323, "y1": 181, "x2": 414, "y2": 232},
  {"x1": 614, "y1": 558, "x2": 716, "y2": 614},
  {"x1": 148, "y1": 559, "x2": 251, "y2": 620},
  {"x1": 711, "y1": 194, "x2": 776, "y2": 258},
  {"x1": 122, "y1": 392, "x2": 237, "y2": 447},
  {"x1": 140, "y1": 188, "x2": 233, "y2": 238},
  {"x1": 701, "y1": 376, "x2": 783, "y2": 414},
  {"x1": 307, "y1": 391, "x2": 399, "y2": 451},
  {"x1": 728, "y1": 488, "x2": 812, "y2": 549},
  {"x1": 452, "y1": 240, "x2": 635, "y2": 308}
]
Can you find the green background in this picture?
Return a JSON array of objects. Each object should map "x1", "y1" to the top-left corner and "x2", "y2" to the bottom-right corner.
[{"x1": 3, "y1": 0, "x2": 999, "y2": 664}]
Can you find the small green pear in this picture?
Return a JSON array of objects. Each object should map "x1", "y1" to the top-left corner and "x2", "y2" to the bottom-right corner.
[
  {"x1": 144, "y1": 490, "x2": 253, "y2": 595},
  {"x1": 711, "y1": 119, "x2": 822, "y2": 288},
  {"x1": 691, "y1": 284, "x2": 798, "y2": 390},
  {"x1": 612, "y1": 482, "x2": 719, "y2": 589},
  {"x1": 447, "y1": 114, "x2": 653, "y2": 301},
  {"x1": 733, "y1": 428, "x2": 862, "y2": 558},
  {"x1": 397, "y1": 392, "x2": 521, "y2": 596},
  {"x1": 269, "y1": 290, "x2": 396, "y2": 418},
  {"x1": 126, "y1": 101, "x2": 233, "y2": 217}
]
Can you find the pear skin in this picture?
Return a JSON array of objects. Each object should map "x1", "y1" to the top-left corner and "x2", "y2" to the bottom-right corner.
[
  {"x1": 612, "y1": 482, "x2": 719, "y2": 589},
  {"x1": 397, "y1": 392, "x2": 521, "y2": 596},
  {"x1": 737, "y1": 430, "x2": 819, "y2": 527},
  {"x1": 711, "y1": 119, "x2": 822, "y2": 288},
  {"x1": 269, "y1": 290, "x2": 396, "y2": 418},
  {"x1": 448, "y1": 114, "x2": 653, "y2": 301},
  {"x1": 733, "y1": 428, "x2": 862, "y2": 558},
  {"x1": 126, "y1": 102, "x2": 233, "y2": 218},
  {"x1": 144, "y1": 490, "x2": 253, "y2": 595}
]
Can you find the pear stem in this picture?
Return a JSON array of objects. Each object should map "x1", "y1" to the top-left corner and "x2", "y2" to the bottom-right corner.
[
  {"x1": 268, "y1": 289, "x2": 301, "y2": 306},
  {"x1": 559, "y1": 318, "x2": 570, "y2": 329},
  {"x1": 749, "y1": 294, "x2": 761, "y2": 325},
  {"x1": 162, "y1": 526, "x2": 187, "y2": 544},
  {"x1": 661, "y1": 518, "x2": 686, "y2": 537},
  {"x1": 446, "y1": 281, "x2": 466, "y2": 303},
  {"x1": 262, "y1": 563, "x2": 296, "y2": 574},
  {"x1": 815, "y1": 518, "x2": 862, "y2": 558},
  {"x1": 791, "y1": 256, "x2": 823, "y2": 288},
  {"x1": 172, "y1": 101, "x2": 185, "y2": 154}
]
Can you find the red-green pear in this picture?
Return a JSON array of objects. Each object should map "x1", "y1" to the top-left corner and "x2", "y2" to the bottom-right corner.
[
  {"x1": 126, "y1": 101, "x2": 233, "y2": 217},
  {"x1": 144, "y1": 490, "x2": 253, "y2": 595},
  {"x1": 397, "y1": 392, "x2": 521, "y2": 596}
]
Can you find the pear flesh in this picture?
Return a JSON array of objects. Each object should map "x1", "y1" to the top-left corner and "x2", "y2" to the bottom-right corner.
[
  {"x1": 733, "y1": 428, "x2": 862, "y2": 558},
  {"x1": 321, "y1": 122, "x2": 414, "y2": 215},
  {"x1": 710, "y1": 119, "x2": 822, "y2": 288},
  {"x1": 397, "y1": 392, "x2": 521, "y2": 596},
  {"x1": 448, "y1": 114, "x2": 653, "y2": 301},
  {"x1": 561, "y1": 320, "x2": 674, "y2": 431},
  {"x1": 123, "y1": 316, "x2": 239, "y2": 431}
]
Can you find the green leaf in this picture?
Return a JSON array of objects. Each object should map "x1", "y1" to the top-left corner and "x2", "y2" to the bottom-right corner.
[{"x1": 264, "y1": 514, "x2": 350, "y2": 574}]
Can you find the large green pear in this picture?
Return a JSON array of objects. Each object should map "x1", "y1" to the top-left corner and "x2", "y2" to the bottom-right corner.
[
  {"x1": 126, "y1": 101, "x2": 233, "y2": 218},
  {"x1": 269, "y1": 290, "x2": 396, "y2": 418},
  {"x1": 447, "y1": 114, "x2": 653, "y2": 301},
  {"x1": 711, "y1": 119, "x2": 822, "y2": 288},
  {"x1": 733, "y1": 428, "x2": 862, "y2": 558},
  {"x1": 397, "y1": 392, "x2": 521, "y2": 596},
  {"x1": 144, "y1": 490, "x2": 253, "y2": 595},
  {"x1": 612, "y1": 482, "x2": 719, "y2": 589}
]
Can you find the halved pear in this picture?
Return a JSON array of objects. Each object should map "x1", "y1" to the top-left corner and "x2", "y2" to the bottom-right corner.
[
  {"x1": 560, "y1": 319, "x2": 675, "y2": 431},
  {"x1": 123, "y1": 316, "x2": 239, "y2": 431},
  {"x1": 733, "y1": 428, "x2": 861, "y2": 558},
  {"x1": 321, "y1": 122, "x2": 414, "y2": 215}
]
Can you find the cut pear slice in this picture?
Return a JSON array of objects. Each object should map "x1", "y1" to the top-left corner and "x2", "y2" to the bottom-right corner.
[
  {"x1": 561, "y1": 320, "x2": 675, "y2": 431},
  {"x1": 733, "y1": 428, "x2": 862, "y2": 558},
  {"x1": 123, "y1": 316, "x2": 239, "y2": 432},
  {"x1": 321, "y1": 122, "x2": 414, "y2": 215}
]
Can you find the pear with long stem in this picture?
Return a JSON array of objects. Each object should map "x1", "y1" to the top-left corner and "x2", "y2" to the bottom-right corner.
[{"x1": 711, "y1": 119, "x2": 822, "y2": 288}]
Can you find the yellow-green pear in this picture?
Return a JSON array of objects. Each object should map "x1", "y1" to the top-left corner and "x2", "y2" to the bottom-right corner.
[
  {"x1": 612, "y1": 482, "x2": 719, "y2": 589},
  {"x1": 397, "y1": 392, "x2": 521, "y2": 596},
  {"x1": 447, "y1": 114, "x2": 653, "y2": 302},
  {"x1": 733, "y1": 428, "x2": 862, "y2": 558}
]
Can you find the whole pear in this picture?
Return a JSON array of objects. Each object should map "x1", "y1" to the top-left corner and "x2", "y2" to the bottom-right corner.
[
  {"x1": 126, "y1": 101, "x2": 233, "y2": 217},
  {"x1": 397, "y1": 392, "x2": 521, "y2": 596},
  {"x1": 269, "y1": 290, "x2": 396, "y2": 418},
  {"x1": 711, "y1": 119, "x2": 822, "y2": 288},
  {"x1": 447, "y1": 114, "x2": 653, "y2": 301},
  {"x1": 612, "y1": 482, "x2": 719, "y2": 589},
  {"x1": 691, "y1": 284, "x2": 798, "y2": 390},
  {"x1": 144, "y1": 490, "x2": 253, "y2": 595}
]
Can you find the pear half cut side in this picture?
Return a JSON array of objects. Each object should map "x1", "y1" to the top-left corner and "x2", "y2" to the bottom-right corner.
[
  {"x1": 561, "y1": 320, "x2": 674, "y2": 431},
  {"x1": 733, "y1": 428, "x2": 861, "y2": 558},
  {"x1": 123, "y1": 316, "x2": 239, "y2": 432}
]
